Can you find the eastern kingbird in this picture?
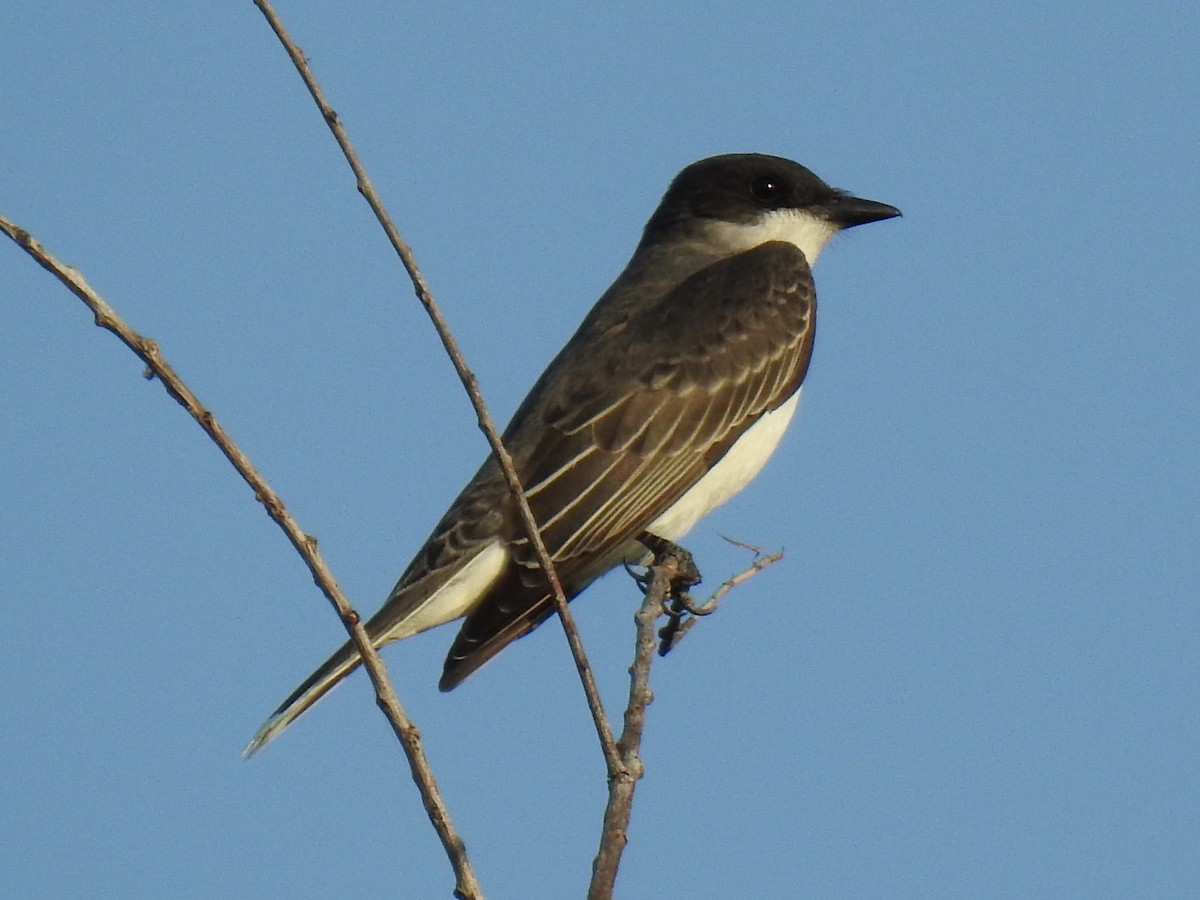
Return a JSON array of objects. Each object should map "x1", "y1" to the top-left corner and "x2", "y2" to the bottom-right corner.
[{"x1": 246, "y1": 153, "x2": 899, "y2": 755}]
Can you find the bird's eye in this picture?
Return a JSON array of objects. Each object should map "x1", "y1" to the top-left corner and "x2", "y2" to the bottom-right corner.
[{"x1": 750, "y1": 175, "x2": 784, "y2": 203}]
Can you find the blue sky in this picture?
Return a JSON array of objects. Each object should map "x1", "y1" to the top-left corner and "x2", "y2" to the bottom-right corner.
[{"x1": 3, "y1": 3, "x2": 1198, "y2": 898}]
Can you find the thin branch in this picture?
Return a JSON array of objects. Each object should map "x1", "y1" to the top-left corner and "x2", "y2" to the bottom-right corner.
[
  {"x1": 589, "y1": 558, "x2": 676, "y2": 900},
  {"x1": 0, "y1": 215, "x2": 483, "y2": 900},
  {"x1": 588, "y1": 542, "x2": 782, "y2": 898},
  {"x1": 252, "y1": 0, "x2": 620, "y2": 777},
  {"x1": 658, "y1": 543, "x2": 785, "y2": 655}
]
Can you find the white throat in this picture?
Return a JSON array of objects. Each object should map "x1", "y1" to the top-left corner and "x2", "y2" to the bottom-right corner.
[{"x1": 708, "y1": 208, "x2": 836, "y2": 265}]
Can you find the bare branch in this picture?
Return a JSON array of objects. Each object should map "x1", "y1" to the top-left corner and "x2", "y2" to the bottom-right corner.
[
  {"x1": 658, "y1": 544, "x2": 784, "y2": 655},
  {"x1": 587, "y1": 538, "x2": 780, "y2": 897},
  {"x1": 0, "y1": 215, "x2": 483, "y2": 900},
  {"x1": 589, "y1": 557, "x2": 677, "y2": 900},
  {"x1": 252, "y1": 0, "x2": 620, "y2": 778}
]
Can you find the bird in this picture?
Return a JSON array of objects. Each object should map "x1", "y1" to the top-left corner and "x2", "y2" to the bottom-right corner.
[{"x1": 245, "y1": 153, "x2": 899, "y2": 755}]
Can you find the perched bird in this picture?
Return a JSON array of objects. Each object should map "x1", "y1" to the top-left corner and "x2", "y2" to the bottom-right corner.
[{"x1": 246, "y1": 153, "x2": 899, "y2": 755}]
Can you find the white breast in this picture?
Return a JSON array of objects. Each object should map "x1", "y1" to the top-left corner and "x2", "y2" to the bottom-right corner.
[{"x1": 648, "y1": 389, "x2": 801, "y2": 541}]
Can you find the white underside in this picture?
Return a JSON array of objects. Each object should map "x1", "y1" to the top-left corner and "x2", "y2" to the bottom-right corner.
[
  {"x1": 647, "y1": 389, "x2": 800, "y2": 540},
  {"x1": 392, "y1": 389, "x2": 802, "y2": 636},
  {"x1": 383, "y1": 540, "x2": 508, "y2": 640}
]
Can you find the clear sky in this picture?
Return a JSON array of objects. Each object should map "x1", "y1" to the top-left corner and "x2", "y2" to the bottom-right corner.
[{"x1": 3, "y1": 3, "x2": 1198, "y2": 898}]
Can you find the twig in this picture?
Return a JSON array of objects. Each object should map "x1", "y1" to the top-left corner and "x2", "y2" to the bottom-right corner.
[
  {"x1": 589, "y1": 557, "x2": 677, "y2": 900},
  {"x1": 658, "y1": 544, "x2": 784, "y2": 655},
  {"x1": 252, "y1": 0, "x2": 620, "y2": 778},
  {"x1": 0, "y1": 215, "x2": 483, "y2": 900},
  {"x1": 588, "y1": 540, "x2": 781, "y2": 897}
]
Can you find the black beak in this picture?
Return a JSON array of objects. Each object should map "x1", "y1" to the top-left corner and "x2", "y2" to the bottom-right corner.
[{"x1": 825, "y1": 193, "x2": 902, "y2": 229}]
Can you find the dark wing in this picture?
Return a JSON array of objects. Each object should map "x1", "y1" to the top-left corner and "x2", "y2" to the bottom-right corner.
[{"x1": 439, "y1": 240, "x2": 817, "y2": 689}]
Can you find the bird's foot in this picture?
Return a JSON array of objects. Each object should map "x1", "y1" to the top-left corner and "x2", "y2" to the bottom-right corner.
[{"x1": 631, "y1": 532, "x2": 710, "y2": 654}]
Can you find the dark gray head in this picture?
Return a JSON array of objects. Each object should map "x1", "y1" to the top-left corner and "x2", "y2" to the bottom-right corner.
[{"x1": 642, "y1": 153, "x2": 900, "y2": 263}]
